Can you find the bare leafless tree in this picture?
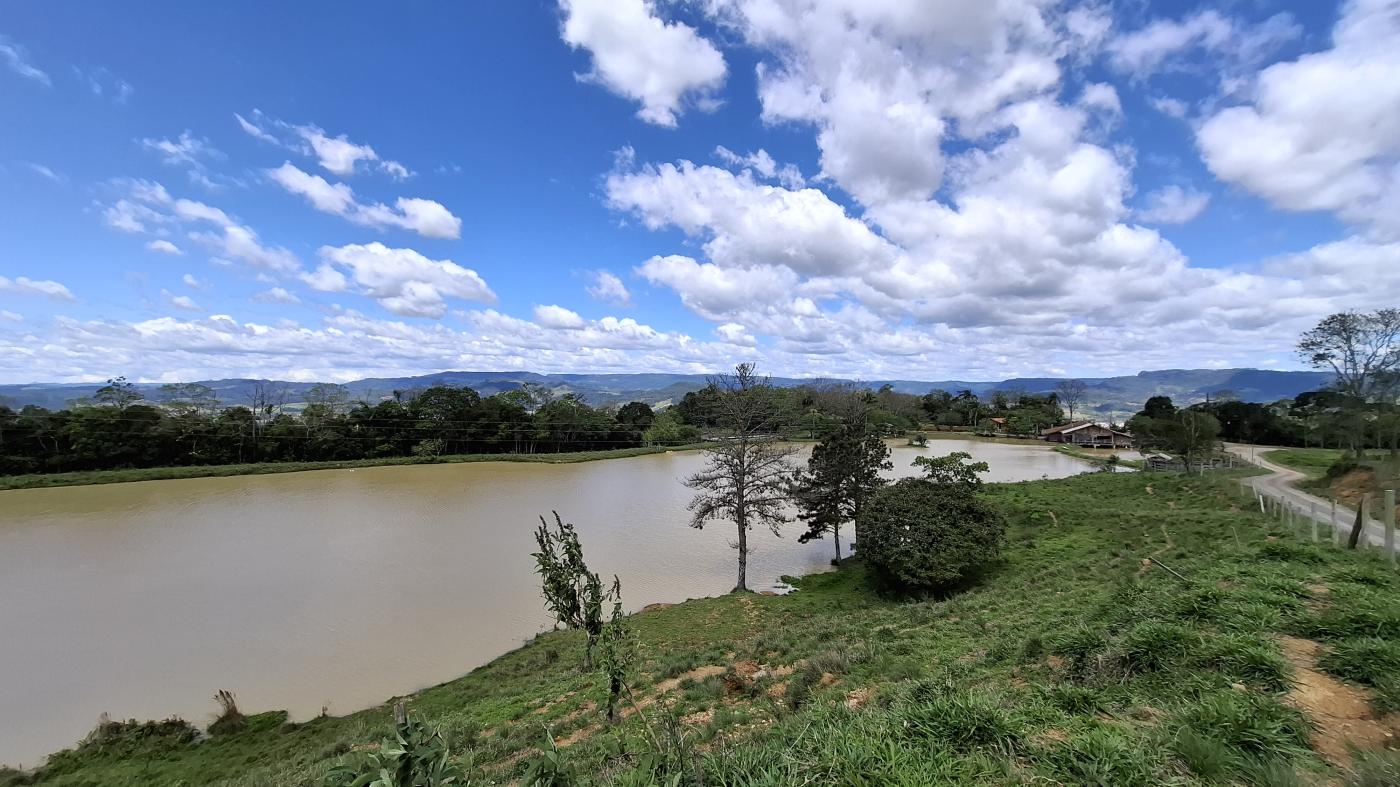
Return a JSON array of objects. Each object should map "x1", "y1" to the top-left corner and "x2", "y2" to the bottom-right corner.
[
  {"x1": 1054, "y1": 379, "x2": 1088, "y2": 422},
  {"x1": 684, "y1": 363, "x2": 798, "y2": 592}
]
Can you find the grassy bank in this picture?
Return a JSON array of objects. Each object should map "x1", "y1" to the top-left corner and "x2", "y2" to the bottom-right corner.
[
  {"x1": 1052, "y1": 444, "x2": 1145, "y2": 469},
  {"x1": 0, "y1": 444, "x2": 709, "y2": 492},
  {"x1": 1262, "y1": 448, "x2": 1346, "y2": 481},
  {"x1": 1264, "y1": 449, "x2": 1400, "y2": 519},
  {"x1": 924, "y1": 430, "x2": 1047, "y2": 446},
  {"x1": 9, "y1": 470, "x2": 1400, "y2": 786}
]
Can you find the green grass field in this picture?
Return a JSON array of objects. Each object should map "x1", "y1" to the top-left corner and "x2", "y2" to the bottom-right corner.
[
  {"x1": 0, "y1": 444, "x2": 708, "y2": 492},
  {"x1": 1262, "y1": 448, "x2": 1346, "y2": 480},
  {"x1": 8, "y1": 470, "x2": 1400, "y2": 786}
]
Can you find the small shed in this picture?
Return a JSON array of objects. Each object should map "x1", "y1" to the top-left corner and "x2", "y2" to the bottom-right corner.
[
  {"x1": 1143, "y1": 452, "x2": 1176, "y2": 471},
  {"x1": 1042, "y1": 421, "x2": 1133, "y2": 448}
]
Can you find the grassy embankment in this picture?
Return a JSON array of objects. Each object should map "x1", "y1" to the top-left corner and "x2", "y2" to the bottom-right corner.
[
  {"x1": 0, "y1": 444, "x2": 709, "y2": 492},
  {"x1": 1052, "y1": 444, "x2": 1146, "y2": 469},
  {"x1": 10, "y1": 470, "x2": 1400, "y2": 786},
  {"x1": 1263, "y1": 448, "x2": 1348, "y2": 483},
  {"x1": 1264, "y1": 448, "x2": 1400, "y2": 518}
]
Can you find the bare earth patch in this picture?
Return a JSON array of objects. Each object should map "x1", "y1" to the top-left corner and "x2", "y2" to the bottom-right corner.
[
  {"x1": 681, "y1": 708, "x2": 715, "y2": 726},
  {"x1": 1278, "y1": 635, "x2": 1399, "y2": 765},
  {"x1": 845, "y1": 687, "x2": 873, "y2": 710}
]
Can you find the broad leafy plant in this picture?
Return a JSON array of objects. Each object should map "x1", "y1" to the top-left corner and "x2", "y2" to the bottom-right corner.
[{"x1": 325, "y1": 704, "x2": 466, "y2": 787}]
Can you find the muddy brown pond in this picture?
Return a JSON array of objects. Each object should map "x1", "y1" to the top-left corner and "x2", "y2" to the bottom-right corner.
[{"x1": 0, "y1": 440, "x2": 1095, "y2": 765}]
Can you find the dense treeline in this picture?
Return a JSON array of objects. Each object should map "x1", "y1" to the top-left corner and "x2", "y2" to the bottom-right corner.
[
  {"x1": 1120, "y1": 392, "x2": 1400, "y2": 454},
  {"x1": 1125, "y1": 309, "x2": 1400, "y2": 454},
  {"x1": 0, "y1": 379, "x2": 668, "y2": 475},
  {"x1": 917, "y1": 387, "x2": 1065, "y2": 435},
  {"x1": 0, "y1": 376, "x2": 930, "y2": 477}
]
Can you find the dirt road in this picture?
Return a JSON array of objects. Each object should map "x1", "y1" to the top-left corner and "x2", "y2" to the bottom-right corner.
[{"x1": 1225, "y1": 443, "x2": 1390, "y2": 549}]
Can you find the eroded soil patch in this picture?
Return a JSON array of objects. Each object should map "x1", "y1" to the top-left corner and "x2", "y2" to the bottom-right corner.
[{"x1": 1279, "y1": 635, "x2": 1398, "y2": 765}]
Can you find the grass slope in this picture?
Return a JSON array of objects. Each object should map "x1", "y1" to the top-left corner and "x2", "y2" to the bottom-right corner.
[
  {"x1": 1263, "y1": 448, "x2": 1347, "y2": 481},
  {"x1": 0, "y1": 444, "x2": 707, "y2": 492},
  {"x1": 8, "y1": 470, "x2": 1400, "y2": 786}
]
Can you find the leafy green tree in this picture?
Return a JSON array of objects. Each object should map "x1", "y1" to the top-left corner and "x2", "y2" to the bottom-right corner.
[
  {"x1": 911, "y1": 451, "x2": 989, "y2": 490},
  {"x1": 855, "y1": 478, "x2": 1006, "y2": 595},
  {"x1": 93, "y1": 376, "x2": 142, "y2": 410},
  {"x1": 1141, "y1": 395, "x2": 1176, "y2": 420},
  {"x1": 1298, "y1": 309, "x2": 1400, "y2": 456},
  {"x1": 788, "y1": 417, "x2": 891, "y2": 561},
  {"x1": 533, "y1": 512, "x2": 607, "y2": 667},
  {"x1": 642, "y1": 409, "x2": 700, "y2": 446}
]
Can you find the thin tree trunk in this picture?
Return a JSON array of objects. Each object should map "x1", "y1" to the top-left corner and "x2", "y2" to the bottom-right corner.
[
  {"x1": 1349, "y1": 499, "x2": 1366, "y2": 549},
  {"x1": 735, "y1": 520, "x2": 748, "y2": 592},
  {"x1": 833, "y1": 521, "x2": 842, "y2": 562}
]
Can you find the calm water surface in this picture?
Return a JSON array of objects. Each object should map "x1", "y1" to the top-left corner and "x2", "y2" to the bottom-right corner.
[{"x1": 0, "y1": 440, "x2": 1091, "y2": 765}]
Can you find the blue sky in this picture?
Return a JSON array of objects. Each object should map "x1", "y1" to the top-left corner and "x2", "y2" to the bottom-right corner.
[{"x1": 2, "y1": 0, "x2": 1398, "y2": 384}]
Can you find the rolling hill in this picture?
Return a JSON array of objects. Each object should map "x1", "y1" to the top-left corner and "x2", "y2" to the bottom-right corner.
[{"x1": 0, "y1": 368, "x2": 1331, "y2": 419}]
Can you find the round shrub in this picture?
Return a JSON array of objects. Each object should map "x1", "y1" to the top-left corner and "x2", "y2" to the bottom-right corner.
[
  {"x1": 854, "y1": 478, "x2": 1006, "y2": 595},
  {"x1": 1325, "y1": 457, "x2": 1361, "y2": 479}
]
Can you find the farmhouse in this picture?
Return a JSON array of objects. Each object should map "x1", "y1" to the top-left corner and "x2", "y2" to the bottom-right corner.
[{"x1": 1042, "y1": 421, "x2": 1133, "y2": 449}]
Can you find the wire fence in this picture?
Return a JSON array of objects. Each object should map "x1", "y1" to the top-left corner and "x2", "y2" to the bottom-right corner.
[{"x1": 1229, "y1": 459, "x2": 1398, "y2": 567}]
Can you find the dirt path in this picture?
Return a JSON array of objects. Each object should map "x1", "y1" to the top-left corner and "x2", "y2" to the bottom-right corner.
[
  {"x1": 1226, "y1": 443, "x2": 1391, "y2": 549},
  {"x1": 1278, "y1": 634, "x2": 1398, "y2": 765}
]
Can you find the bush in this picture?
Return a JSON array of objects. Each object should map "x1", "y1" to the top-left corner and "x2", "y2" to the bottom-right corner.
[
  {"x1": 854, "y1": 479, "x2": 1006, "y2": 595},
  {"x1": 1326, "y1": 457, "x2": 1362, "y2": 479}
]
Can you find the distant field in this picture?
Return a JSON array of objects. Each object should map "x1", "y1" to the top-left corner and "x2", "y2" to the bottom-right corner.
[
  {"x1": 1262, "y1": 448, "x2": 1344, "y2": 480},
  {"x1": 0, "y1": 444, "x2": 708, "y2": 492}
]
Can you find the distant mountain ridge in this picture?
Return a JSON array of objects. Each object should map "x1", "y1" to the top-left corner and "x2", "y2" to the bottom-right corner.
[{"x1": 0, "y1": 368, "x2": 1332, "y2": 418}]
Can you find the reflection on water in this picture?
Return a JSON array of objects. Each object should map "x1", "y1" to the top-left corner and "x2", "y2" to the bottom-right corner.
[{"x1": 0, "y1": 440, "x2": 1091, "y2": 765}]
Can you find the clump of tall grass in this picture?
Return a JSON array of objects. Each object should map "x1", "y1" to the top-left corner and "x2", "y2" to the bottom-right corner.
[
  {"x1": 1319, "y1": 637, "x2": 1400, "y2": 711},
  {"x1": 1171, "y1": 692, "x2": 1311, "y2": 761},
  {"x1": 1346, "y1": 748, "x2": 1400, "y2": 787},
  {"x1": 1118, "y1": 621, "x2": 1198, "y2": 673},
  {"x1": 900, "y1": 690, "x2": 1021, "y2": 753},
  {"x1": 1044, "y1": 727, "x2": 1157, "y2": 787},
  {"x1": 1196, "y1": 634, "x2": 1291, "y2": 691},
  {"x1": 208, "y1": 689, "x2": 246, "y2": 736}
]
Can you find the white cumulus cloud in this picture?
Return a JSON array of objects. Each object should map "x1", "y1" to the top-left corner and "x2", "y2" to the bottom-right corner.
[
  {"x1": 267, "y1": 163, "x2": 461, "y2": 239},
  {"x1": 558, "y1": 0, "x2": 727, "y2": 126},
  {"x1": 1197, "y1": 0, "x2": 1400, "y2": 238},
  {"x1": 0, "y1": 276, "x2": 74, "y2": 301},
  {"x1": 313, "y1": 242, "x2": 495, "y2": 318},
  {"x1": 586, "y1": 270, "x2": 632, "y2": 306}
]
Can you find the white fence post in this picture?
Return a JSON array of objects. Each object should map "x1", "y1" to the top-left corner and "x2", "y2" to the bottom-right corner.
[
  {"x1": 1311, "y1": 501, "x2": 1320, "y2": 542},
  {"x1": 1385, "y1": 489, "x2": 1396, "y2": 569},
  {"x1": 1332, "y1": 498, "x2": 1341, "y2": 547}
]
